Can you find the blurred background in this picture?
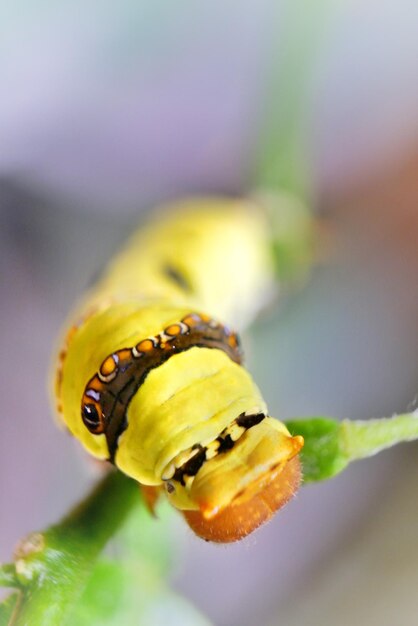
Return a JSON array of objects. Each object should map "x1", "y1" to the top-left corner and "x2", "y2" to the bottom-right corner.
[{"x1": 1, "y1": 1, "x2": 417, "y2": 625}]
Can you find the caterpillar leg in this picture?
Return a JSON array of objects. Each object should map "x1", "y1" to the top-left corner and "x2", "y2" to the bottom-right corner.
[{"x1": 140, "y1": 484, "x2": 162, "y2": 517}]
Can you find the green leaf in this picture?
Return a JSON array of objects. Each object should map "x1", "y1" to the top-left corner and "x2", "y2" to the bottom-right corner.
[
  {"x1": 286, "y1": 417, "x2": 348, "y2": 482},
  {"x1": 286, "y1": 412, "x2": 418, "y2": 483}
]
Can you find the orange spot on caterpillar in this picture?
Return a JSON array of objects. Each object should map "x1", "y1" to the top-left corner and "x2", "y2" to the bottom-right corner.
[
  {"x1": 182, "y1": 456, "x2": 301, "y2": 543},
  {"x1": 55, "y1": 369, "x2": 63, "y2": 396},
  {"x1": 165, "y1": 323, "x2": 183, "y2": 336},
  {"x1": 88, "y1": 377, "x2": 104, "y2": 392},
  {"x1": 58, "y1": 349, "x2": 67, "y2": 363},
  {"x1": 181, "y1": 313, "x2": 200, "y2": 327},
  {"x1": 100, "y1": 354, "x2": 118, "y2": 377},
  {"x1": 136, "y1": 338, "x2": 155, "y2": 352},
  {"x1": 63, "y1": 325, "x2": 78, "y2": 347},
  {"x1": 118, "y1": 349, "x2": 132, "y2": 361}
]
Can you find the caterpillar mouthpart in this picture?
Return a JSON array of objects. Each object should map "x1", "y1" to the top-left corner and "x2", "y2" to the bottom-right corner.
[{"x1": 183, "y1": 420, "x2": 303, "y2": 542}]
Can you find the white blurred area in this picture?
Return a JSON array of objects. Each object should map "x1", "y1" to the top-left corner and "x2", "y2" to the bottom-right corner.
[{"x1": 0, "y1": 2, "x2": 417, "y2": 625}]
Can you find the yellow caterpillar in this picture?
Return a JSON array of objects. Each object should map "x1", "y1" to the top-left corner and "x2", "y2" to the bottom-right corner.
[{"x1": 53, "y1": 196, "x2": 310, "y2": 542}]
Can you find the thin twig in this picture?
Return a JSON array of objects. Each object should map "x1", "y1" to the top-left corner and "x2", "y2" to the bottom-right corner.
[
  {"x1": 3, "y1": 470, "x2": 138, "y2": 626},
  {"x1": 0, "y1": 564, "x2": 21, "y2": 590}
]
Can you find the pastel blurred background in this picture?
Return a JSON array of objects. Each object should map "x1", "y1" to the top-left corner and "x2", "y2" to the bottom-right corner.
[{"x1": 1, "y1": 1, "x2": 417, "y2": 625}]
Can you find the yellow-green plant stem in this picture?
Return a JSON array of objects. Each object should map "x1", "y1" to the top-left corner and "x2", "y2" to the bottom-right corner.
[
  {"x1": 0, "y1": 565, "x2": 21, "y2": 590},
  {"x1": 286, "y1": 412, "x2": 418, "y2": 483},
  {"x1": 254, "y1": 0, "x2": 338, "y2": 197},
  {"x1": 1, "y1": 471, "x2": 138, "y2": 626},
  {"x1": 342, "y1": 413, "x2": 418, "y2": 460}
]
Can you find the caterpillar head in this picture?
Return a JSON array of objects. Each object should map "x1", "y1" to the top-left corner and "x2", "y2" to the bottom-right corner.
[{"x1": 163, "y1": 417, "x2": 303, "y2": 542}]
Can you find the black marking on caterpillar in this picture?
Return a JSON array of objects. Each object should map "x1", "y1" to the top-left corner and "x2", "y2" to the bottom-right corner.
[
  {"x1": 169, "y1": 412, "x2": 266, "y2": 487},
  {"x1": 81, "y1": 313, "x2": 243, "y2": 462},
  {"x1": 163, "y1": 264, "x2": 193, "y2": 293}
]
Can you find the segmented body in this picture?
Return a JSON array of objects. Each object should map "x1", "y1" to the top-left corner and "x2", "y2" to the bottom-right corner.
[{"x1": 53, "y1": 198, "x2": 305, "y2": 542}]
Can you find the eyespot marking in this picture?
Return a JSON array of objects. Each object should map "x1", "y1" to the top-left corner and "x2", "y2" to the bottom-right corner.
[{"x1": 82, "y1": 403, "x2": 104, "y2": 434}]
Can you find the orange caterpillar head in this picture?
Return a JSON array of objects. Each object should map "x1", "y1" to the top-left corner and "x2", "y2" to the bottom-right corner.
[
  {"x1": 162, "y1": 417, "x2": 303, "y2": 543},
  {"x1": 183, "y1": 455, "x2": 301, "y2": 542}
]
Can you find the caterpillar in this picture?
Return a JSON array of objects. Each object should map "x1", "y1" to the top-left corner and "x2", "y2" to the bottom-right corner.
[{"x1": 53, "y1": 196, "x2": 311, "y2": 542}]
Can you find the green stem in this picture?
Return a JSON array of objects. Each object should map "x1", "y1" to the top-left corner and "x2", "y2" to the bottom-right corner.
[
  {"x1": 0, "y1": 565, "x2": 21, "y2": 590},
  {"x1": 286, "y1": 412, "x2": 418, "y2": 483},
  {"x1": 341, "y1": 413, "x2": 418, "y2": 460},
  {"x1": 253, "y1": 0, "x2": 337, "y2": 197},
  {"x1": 7, "y1": 470, "x2": 138, "y2": 626}
]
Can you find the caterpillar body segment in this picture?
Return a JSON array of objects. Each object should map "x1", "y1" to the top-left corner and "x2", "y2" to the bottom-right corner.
[{"x1": 86, "y1": 197, "x2": 277, "y2": 330}]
